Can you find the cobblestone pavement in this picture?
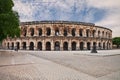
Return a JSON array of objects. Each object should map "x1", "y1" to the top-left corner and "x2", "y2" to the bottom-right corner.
[
  {"x1": 0, "y1": 51, "x2": 96, "y2": 80},
  {"x1": 27, "y1": 50, "x2": 120, "y2": 79},
  {"x1": 0, "y1": 50, "x2": 120, "y2": 80}
]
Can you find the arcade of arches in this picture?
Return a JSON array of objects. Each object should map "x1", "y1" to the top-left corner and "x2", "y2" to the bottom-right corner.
[{"x1": 2, "y1": 21, "x2": 112, "y2": 51}]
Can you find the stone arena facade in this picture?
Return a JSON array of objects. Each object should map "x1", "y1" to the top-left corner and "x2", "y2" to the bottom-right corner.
[{"x1": 2, "y1": 21, "x2": 112, "y2": 51}]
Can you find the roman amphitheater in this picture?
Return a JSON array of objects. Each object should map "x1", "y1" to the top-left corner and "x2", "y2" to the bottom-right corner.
[{"x1": 2, "y1": 21, "x2": 112, "y2": 51}]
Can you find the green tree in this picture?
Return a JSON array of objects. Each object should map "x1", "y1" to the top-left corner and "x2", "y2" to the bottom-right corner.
[
  {"x1": 112, "y1": 37, "x2": 120, "y2": 48},
  {"x1": 0, "y1": 0, "x2": 20, "y2": 41}
]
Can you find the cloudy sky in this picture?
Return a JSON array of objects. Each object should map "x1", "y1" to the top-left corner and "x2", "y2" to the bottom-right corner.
[{"x1": 13, "y1": 0, "x2": 120, "y2": 37}]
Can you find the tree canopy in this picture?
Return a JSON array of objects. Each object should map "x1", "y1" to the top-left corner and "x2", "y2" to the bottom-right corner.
[
  {"x1": 0, "y1": 0, "x2": 20, "y2": 41},
  {"x1": 112, "y1": 37, "x2": 120, "y2": 48}
]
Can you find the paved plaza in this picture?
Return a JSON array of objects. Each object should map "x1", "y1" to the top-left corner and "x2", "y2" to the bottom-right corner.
[{"x1": 0, "y1": 50, "x2": 120, "y2": 80}]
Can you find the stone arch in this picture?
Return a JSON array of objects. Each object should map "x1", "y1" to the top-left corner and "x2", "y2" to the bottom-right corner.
[
  {"x1": 103, "y1": 42, "x2": 105, "y2": 49},
  {"x1": 102, "y1": 31, "x2": 104, "y2": 38},
  {"x1": 93, "y1": 42, "x2": 97, "y2": 46},
  {"x1": 54, "y1": 41, "x2": 60, "y2": 50},
  {"x1": 11, "y1": 42, "x2": 14, "y2": 50},
  {"x1": 98, "y1": 31, "x2": 100, "y2": 37},
  {"x1": 107, "y1": 42, "x2": 109, "y2": 49},
  {"x1": 72, "y1": 41, "x2": 76, "y2": 50},
  {"x1": 46, "y1": 28, "x2": 51, "y2": 36},
  {"x1": 37, "y1": 42, "x2": 42, "y2": 50},
  {"x1": 106, "y1": 32, "x2": 108, "y2": 38},
  {"x1": 64, "y1": 28, "x2": 68, "y2": 36},
  {"x1": 72, "y1": 28, "x2": 76, "y2": 36},
  {"x1": 30, "y1": 28, "x2": 34, "y2": 36},
  {"x1": 79, "y1": 29, "x2": 83, "y2": 37},
  {"x1": 46, "y1": 42, "x2": 51, "y2": 50},
  {"x1": 55, "y1": 28, "x2": 59, "y2": 36},
  {"x1": 38, "y1": 28, "x2": 42, "y2": 36},
  {"x1": 86, "y1": 29, "x2": 90, "y2": 37},
  {"x1": 7, "y1": 42, "x2": 9, "y2": 49},
  {"x1": 22, "y1": 42, "x2": 26, "y2": 50},
  {"x1": 29, "y1": 42, "x2": 34, "y2": 50},
  {"x1": 80, "y1": 42, "x2": 84, "y2": 50},
  {"x1": 22, "y1": 28, "x2": 27, "y2": 36},
  {"x1": 98, "y1": 42, "x2": 101, "y2": 49},
  {"x1": 92, "y1": 30, "x2": 96, "y2": 37},
  {"x1": 63, "y1": 42, "x2": 68, "y2": 50},
  {"x1": 16, "y1": 42, "x2": 20, "y2": 49},
  {"x1": 87, "y1": 42, "x2": 91, "y2": 50}
]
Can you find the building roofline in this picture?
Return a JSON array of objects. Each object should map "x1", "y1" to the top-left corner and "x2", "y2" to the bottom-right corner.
[{"x1": 20, "y1": 20, "x2": 112, "y2": 31}]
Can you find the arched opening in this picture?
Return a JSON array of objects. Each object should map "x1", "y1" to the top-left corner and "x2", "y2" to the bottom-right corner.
[
  {"x1": 55, "y1": 28, "x2": 59, "y2": 36},
  {"x1": 92, "y1": 30, "x2": 96, "y2": 37},
  {"x1": 46, "y1": 28, "x2": 51, "y2": 36},
  {"x1": 63, "y1": 42, "x2": 68, "y2": 50},
  {"x1": 16, "y1": 42, "x2": 20, "y2": 50},
  {"x1": 37, "y1": 42, "x2": 42, "y2": 50},
  {"x1": 86, "y1": 29, "x2": 89, "y2": 37},
  {"x1": 103, "y1": 42, "x2": 105, "y2": 49},
  {"x1": 72, "y1": 42, "x2": 76, "y2": 50},
  {"x1": 109, "y1": 43, "x2": 111, "y2": 49},
  {"x1": 7, "y1": 42, "x2": 9, "y2": 49},
  {"x1": 46, "y1": 42, "x2": 51, "y2": 50},
  {"x1": 79, "y1": 29, "x2": 83, "y2": 37},
  {"x1": 87, "y1": 42, "x2": 91, "y2": 50},
  {"x1": 98, "y1": 42, "x2": 101, "y2": 49},
  {"x1": 80, "y1": 42, "x2": 84, "y2": 50},
  {"x1": 23, "y1": 42, "x2": 26, "y2": 50},
  {"x1": 23, "y1": 28, "x2": 27, "y2": 36},
  {"x1": 11, "y1": 42, "x2": 14, "y2": 50},
  {"x1": 64, "y1": 29, "x2": 67, "y2": 36},
  {"x1": 30, "y1": 28, "x2": 34, "y2": 36},
  {"x1": 102, "y1": 31, "x2": 104, "y2": 38},
  {"x1": 93, "y1": 42, "x2": 96, "y2": 46},
  {"x1": 98, "y1": 31, "x2": 100, "y2": 37},
  {"x1": 72, "y1": 28, "x2": 76, "y2": 36},
  {"x1": 106, "y1": 32, "x2": 108, "y2": 38},
  {"x1": 54, "y1": 41, "x2": 60, "y2": 50},
  {"x1": 29, "y1": 42, "x2": 34, "y2": 50},
  {"x1": 38, "y1": 28, "x2": 42, "y2": 36},
  {"x1": 107, "y1": 42, "x2": 109, "y2": 49}
]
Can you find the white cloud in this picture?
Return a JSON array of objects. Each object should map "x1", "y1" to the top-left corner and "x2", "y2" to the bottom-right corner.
[{"x1": 13, "y1": 0, "x2": 120, "y2": 37}]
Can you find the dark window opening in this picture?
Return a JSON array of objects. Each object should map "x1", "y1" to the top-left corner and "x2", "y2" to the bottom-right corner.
[
  {"x1": 16, "y1": 42, "x2": 20, "y2": 49},
  {"x1": 46, "y1": 42, "x2": 51, "y2": 50},
  {"x1": 87, "y1": 42, "x2": 91, "y2": 50},
  {"x1": 7, "y1": 43, "x2": 9, "y2": 49},
  {"x1": 29, "y1": 42, "x2": 34, "y2": 50},
  {"x1": 11, "y1": 42, "x2": 14, "y2": 50},
  {"x1": 64, "y1": 29, "x2": 67, "y2": 36},
  {"x1": 55, "y1": 29, "x2": 59, "y2": 36},
  {"x1": 63, "y1": 42, "x2": 68, "y2": 50},
  {"x1": 54, "y1": 41, "x2": 60, "y2": 50},
  {"x1": 46, "y1": 28, "x2": 51, "y2": 36},
  {"x1": 23, "y1": 42, "x2": 26, "y2": 50},
  {"x1": 72, "y1": 28, "x2": 76, "y2": 36},
  {"x1": 98, "y1": 31, "x2": 100, "y2": 37},
  {"x1": 30, "y1": 28, "x2": 34, "y2": 36},
  {"x1": 80, "y1": 42, "x2": 84, "y2": 50},
  {"x1": 23, "y1": 29, "x2": 27, "y2": 36},
  {"x1": 93, "y1": 30, "x2": 96, "y2": 37},
  {"x1": 37, "y1": 42, "x2": 42, "y2": 50},
  {"x1": 72, "y1": 42, "x2": 76, "y2": 50},
  {"x1": 79, "y1": 29, "x2": 83, "y2": 37},
  {"x1": 38, "y1": 28, "x2": 42, "y2": 36},
  {"x1": 86, "y1": 30, "x2": 89, "y2": 37}
]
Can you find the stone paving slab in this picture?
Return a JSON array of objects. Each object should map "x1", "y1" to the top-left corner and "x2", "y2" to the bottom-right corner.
[
  {"x1": 25, "y1": 50, "x2": 120, "y2": 78},
  {"x1": 0, "y1": 50, "x2": 120, "y2": 80},
  {"x1": 0, "y1": 51, "x2": 96, "y2": 80}
]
